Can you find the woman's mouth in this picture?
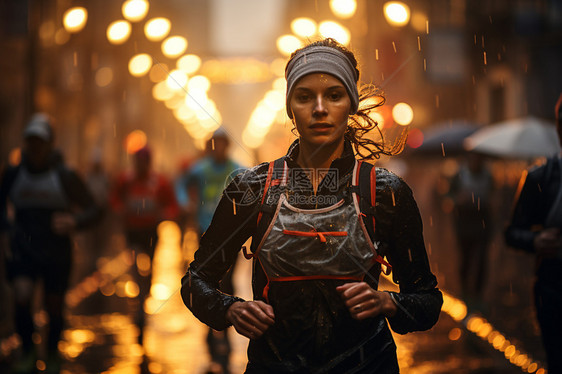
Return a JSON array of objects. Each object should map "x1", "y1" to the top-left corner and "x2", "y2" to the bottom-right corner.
[{"x1": 309, "y1": 123, "x2": 333, "y2": 132}]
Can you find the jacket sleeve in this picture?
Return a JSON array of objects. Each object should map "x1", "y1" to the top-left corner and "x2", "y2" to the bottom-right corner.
[
  {"x1": 504, "y1": 168, "x2": 544, "y2": 253},
  {"x1": 375, "y1": 170, "x2": 443, "y2": 334},
  {"x1": 180, "y1": 164, "x2": 267, "y2": 330},
  {"x1": 59, "y1": 168, "x2": 104, "y2": 229}
]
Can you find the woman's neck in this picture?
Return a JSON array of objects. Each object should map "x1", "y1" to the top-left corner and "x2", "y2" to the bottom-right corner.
[{"x1": 296, "y1": 138, "x2": 344, "y2": 192}]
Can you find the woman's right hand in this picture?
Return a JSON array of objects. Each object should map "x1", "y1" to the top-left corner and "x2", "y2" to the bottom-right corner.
[{"x1": 226, "y1": 300, "x2": 275, "y2": 339}]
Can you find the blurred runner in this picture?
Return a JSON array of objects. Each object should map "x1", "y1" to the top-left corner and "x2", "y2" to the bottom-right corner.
[
  {"x1": 449, "y1": 153, "x2": 494, "y2": 310},
  {"x1": 505, "y1": 93, "x2": 562, "y2": 373},
  {"x1": 110, "y1": 146, "x2": 178, "y2": 348},
  {"x1": 0, "y1": 113, "x2": 102, "y2": 374},
  {"x1": 185, "y1": 128, "x2": 243, "y2": 374}
]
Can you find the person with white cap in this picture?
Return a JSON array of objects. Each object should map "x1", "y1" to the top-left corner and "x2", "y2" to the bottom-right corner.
[
  {"x1": 0, "y1": 113, "x2": 102, "y2": 373},
  {"x1": 181, "y1": 39, "x2": 442, "y2": 373}
]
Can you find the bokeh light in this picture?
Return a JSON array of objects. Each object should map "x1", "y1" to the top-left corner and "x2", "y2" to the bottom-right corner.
[
  {"x1": 177, "y1": 54, "x2": 202, "y2": 75},
  {"x1": 406, "y1": 128, "x2": 423, "y2": 148},
  {"x1": 149, "y1": 63, "x2": 169, "y2": 83},
  {"x1": 330, "y1": 0, "x2": 357, "y2": 19},
  {"x1": 124, "y1": 130, "x2": 147, "y2": 154},
  {"x1": 277, "y1": 35, "x2": 303, "y2": 56},
  {"x1": 8, "y1": 148, "x2": 21, "y2": 166},
  {"x1": 107, "y1": 20, "x2": 131, "y2": 45},
  {"x1": 122, "y1": 0, "x2": 149, "y2": 22},
  {"x1": 95, "y1": 67, "x2": 113, "y2": 87},
  {"x1": 392, "y1": 102, "x2": 414, "y2": 125},
  {"x1": 128, "y1": 53, "x2": 152, "y2": 77},
  {"x1": 318, "y1": 21, "x2": 351, "y2": 46},
  {"x1": 152, "y1": 81, "x2": 174, "y2": 101},
  {"x1": 162, "y1": 36, "x2": 188, "y2": 58},
  {"x1": 144, "y1": 17, "x2": 171, "y2": 42},
  {"x1": 63, "y1": 7, "x2": 88, "y2": 33},
  {"x1": 384, "y1": 1, "x2": 411, "y2": 27},
  {"x1": 187, "y1": 75, "x2": 211, "y2": 93},
  {"x1": 291, "y1": 18, "x2": 317, "y2": 38},
  {"x1": 166, "y1": 69, "x2": 188, "y2": 91}
]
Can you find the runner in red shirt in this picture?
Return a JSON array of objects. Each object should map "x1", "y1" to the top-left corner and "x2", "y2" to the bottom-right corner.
[{"x1": 110, "y1": 146, "x2": 178, "y2": 346}]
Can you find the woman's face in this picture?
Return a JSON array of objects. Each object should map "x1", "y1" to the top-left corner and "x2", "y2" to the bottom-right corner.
[{"x1": 290, "y1": 73, "x2": 351, "y2": 148}]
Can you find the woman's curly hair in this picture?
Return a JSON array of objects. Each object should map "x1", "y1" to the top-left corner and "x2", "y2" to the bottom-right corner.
[{"x1": 288, "y1": 38, "x2": 408, "y2": 160}]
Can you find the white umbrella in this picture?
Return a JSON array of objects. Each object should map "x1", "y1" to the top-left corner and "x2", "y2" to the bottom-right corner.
[{"x1": 463, "y1": 116, "x2": 561, "y2": 159}]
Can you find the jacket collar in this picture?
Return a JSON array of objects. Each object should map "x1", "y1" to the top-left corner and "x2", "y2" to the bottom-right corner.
[{"x1": 284, "y1": 138, "x2": 356, "y2": 180}]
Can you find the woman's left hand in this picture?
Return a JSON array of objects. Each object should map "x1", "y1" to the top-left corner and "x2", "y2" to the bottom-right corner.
[{"x1": 336, "y1": 282, "x2": 397, "y2": 320}]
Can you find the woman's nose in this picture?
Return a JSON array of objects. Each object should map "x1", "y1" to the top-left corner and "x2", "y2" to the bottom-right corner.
[{"x1": 313, "y1": 96, "x2": 327, "y2": 116}]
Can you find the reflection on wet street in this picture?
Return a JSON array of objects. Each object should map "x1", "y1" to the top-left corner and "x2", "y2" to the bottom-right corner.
[{"x1": 1, "y1": 220, "x2": 548, "y2": 373}]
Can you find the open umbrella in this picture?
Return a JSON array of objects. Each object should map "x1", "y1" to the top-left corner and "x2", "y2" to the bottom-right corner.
[
  {"x1": 407, "y1": 120, "x2": 480, "y2": 157},
  {"x1": 464, "y1": 116, "x2": 560, "y2": 159}
]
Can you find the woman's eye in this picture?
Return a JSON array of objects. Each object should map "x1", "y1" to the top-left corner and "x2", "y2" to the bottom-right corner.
[
  {"x1": 297, "y1": 95, "x2": 311, "y2": 102},
  {"x1": 329, "y1": 92, "x2": 343, "y2": 100}
]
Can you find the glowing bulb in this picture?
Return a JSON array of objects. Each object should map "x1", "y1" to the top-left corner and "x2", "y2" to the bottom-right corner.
[
  {"x1": 144, "y1": 17, "x2": 171, "y2": 42},
  {"x1": 107, "y1": 20, "x2": 131, "y2": 45},
  {"x1": 122, "y1": 0, "x2": 149, "y2": 22},
  {"x1": 384, "y1": 2, "x2": 411, "y2": 27},
  {"x1": 128, "y1": 53, "x2": 152, "y2": 77},
  {"x1": 162, "y1": 36, "x2": 188, "y2": 58},
  {"x1": 63, "y1": 7, "x2": 87, "y2": 33},
  {"x1": 290, "y1": 18, "x2": 317, "y2": 38}
]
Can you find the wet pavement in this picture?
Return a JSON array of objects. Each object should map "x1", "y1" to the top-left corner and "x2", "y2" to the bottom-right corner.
[{"x1": 0, "y1": 216, "x2": 549, "y2": 373}]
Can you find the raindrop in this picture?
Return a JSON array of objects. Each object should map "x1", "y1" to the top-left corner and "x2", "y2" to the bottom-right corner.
[
  {"x1": 423, "y1": 58, "x2": 426, "y2": 71},
  {"x1": 392, "y1": 41, "x2": 397, "y2": 53},
  {"x1": 417, "y1": 36, "x2": 421, "y2": 51},
  {"x1": 483, "y1": 51, "x2": 487, "y2": 65},
  {"x1": 407, "y1": 249, "x2": 413, "y2": 262},
  {"x1": 221, "y1": 248, "x2": 226, "y2": 262},
  {"x1": 375, "y1": 49, "x2": 379, "y2": 60}
]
